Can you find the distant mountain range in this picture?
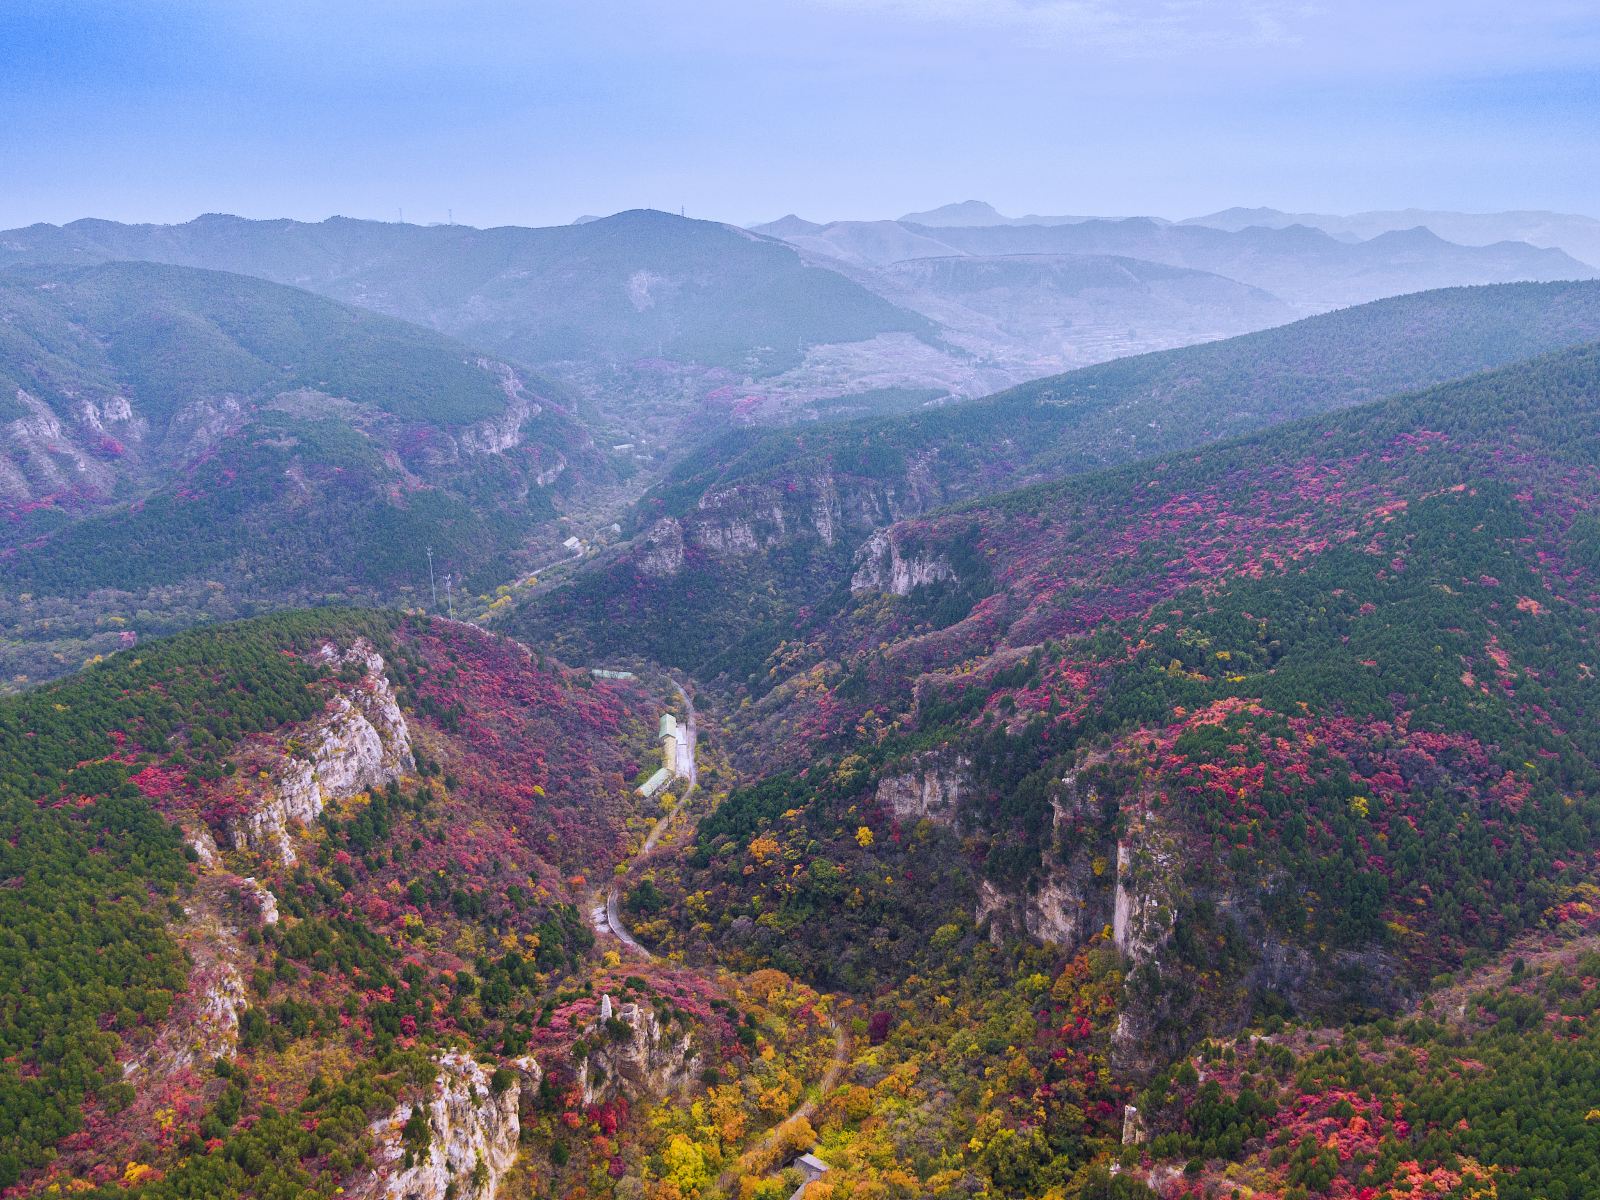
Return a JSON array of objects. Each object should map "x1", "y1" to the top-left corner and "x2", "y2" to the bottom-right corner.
[
  {"x1": 13, "y1": 206, "x2": 1595, "y2": 439},
  {"x1": 863, "y1": 252, "x2": 1296, "y2": 371},
  {"x1": 1183, "y1": 205, "x2": 1600, "y2": 268},
  {"x1": 749, "y1": 213, "x2": 1596, "y2": 312},
  {"x1": 858, "y1": 199, "x2": 1600, "y2": 270},
  {"x1": 896, "y1": 199, "x2": 1102, "y2": 227},
  {"x1": 0, "y1": 210, "x2": 931, "y2": 378}
]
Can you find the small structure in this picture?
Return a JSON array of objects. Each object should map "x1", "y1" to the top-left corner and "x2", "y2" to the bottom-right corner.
[
  {"x1": 637, "y1": 767, "x2": 672, "y2": 799},
  {"x1": 562, "y1": 535, "x2": 583, "y2": 552},
  {"x1": 600, "y1": 993, "x2": 614, "y2": 1021},
  {"x1": 658, "y1": 714, "x2": 680, "y2": 772},
  {"x1": 790, "y1": 1153, "x2": 830, "y2": 1200}
]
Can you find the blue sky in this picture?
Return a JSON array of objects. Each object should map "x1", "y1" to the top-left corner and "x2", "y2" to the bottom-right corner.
[{"x1": 2, "y1": 0, "x2": 1597, "y2": 229}]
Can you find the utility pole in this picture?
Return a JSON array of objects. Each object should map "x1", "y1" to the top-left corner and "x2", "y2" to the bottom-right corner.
[
  {"x1": 444, "y1": 573, "x2": 455, "y2": 620},
  {"x1": 427, "y1": 547, "x2": 437, "y2": 611}
]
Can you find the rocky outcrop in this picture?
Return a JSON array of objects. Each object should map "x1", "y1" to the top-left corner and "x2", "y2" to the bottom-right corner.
[
  {"x1": 239, "y1": 876, "x2": 280, "y2": 925},
  {"x1": 977, "y1": 764, "x2": 1118, "y2": 948},
  {"x1": 578, "y1": 995, "x2": 702, "y2": 1107},
  {"x1": 1, "y1": 388, "x2": 118, "y2": 501},
  {"x1": 1111, "y1": 817, "x2": 1180, "y2": 966},
  {"x1": 850, "y1": 528, "x2": 956, "y2": 596},
  {"x1": 125, "y1": 881, "x2": 252, "y2": 1078},
  {"x1": 360, "y1": 1052, "x2": 524, "y2": 1200},
  {"x1": 229, "y1": 640, "x2": 413, "y2": 864},
  {"x1": 459, "y1": 360, "x2": 543, "y2": 457},
  {"x1": 1121, "y1": 1104, "x2": 1148, "y2": 1146},
  {"x1": 638, "y1": 518, "x2": 687, "y2": 578},
  {"x1": 164, "y1": 394, "x2": 246, "y2": 456},
  {"x1": 1107, "y1": 809, "x2": 1186, "y2": 1077},
  {"x1": 875, "y1": 751, "x2": 971, "y2": 825}
]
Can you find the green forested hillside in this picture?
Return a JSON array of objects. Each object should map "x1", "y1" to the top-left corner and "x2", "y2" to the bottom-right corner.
[
  {"x1": 650, "y1": 280, "x2": 1600, "y2": 514},
  {"x1": 0, "y1": 262, "x2": 603, "y2": 686},
  {"x1": 612, "y1": 344, "x2": 1600, "y2": 1198},
  {"x1": 509, "y1": 283, "x2": 1600, "y2": 680},
  {"x1": 0, "y1": 261, "x2": 511, "y2": 427}
]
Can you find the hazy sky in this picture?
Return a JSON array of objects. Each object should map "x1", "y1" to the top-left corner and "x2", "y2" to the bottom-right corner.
[{"x1": 3, "y1": 0, "x2": 1598, "y2": 229}]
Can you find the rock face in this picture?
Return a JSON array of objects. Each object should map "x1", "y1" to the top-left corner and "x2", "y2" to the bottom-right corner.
[
  {"x1": 850, "y1": 528, "x2": 956, "y2": 596},
  {"x1": 875, "y1": 751, "x2": 971, "y2": 825},
  {"x1": 458, "y1": 360, "x2": 544, "y2": 457},
  {"x1": 977, "y1": 764, "x2": 1119, "y2": 948},
  {"x1": 638, "y1": 518, "x2": 688, "y2": 578},
  {"x1": 230, "y1": 640, "x2": 414, "y2": 864},
  {"x1": 166, "y1": 395, "x2": 245, "y2": 456},
  {"x1": 125, "y1": 880, "x2": 253, "y2": 1078},
  {"x1": 1, "y1": 388, "x2": 120, "y2": 502},
  {"x1": 361, "y1": 1052, "x2": 524, "y2": 1200},
  {"x1": 239, "y1": 876, "x2": 280, "y2": 925},
  {"x1": 976, "y1": 752, "x2": 1417, "y2": 1080},
  {"x1": 1107, "y1": 810, "x2": 1185, "y2": 1077},
  {"x1": 630, "y1": 456, "x2": 952, "y2": 584},
  {"x1": 578, "y1": 995, "x2": 702, "y2": 1107}
]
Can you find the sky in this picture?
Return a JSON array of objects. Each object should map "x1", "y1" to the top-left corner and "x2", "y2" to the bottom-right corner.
[{"x1": 2, "y1": 0, "x2": 1598, "y2": 230}]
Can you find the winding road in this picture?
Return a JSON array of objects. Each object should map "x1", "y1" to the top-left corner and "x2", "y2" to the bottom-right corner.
[
  {"x1": 591, "y1": 677, "x2": 697, "y2": 958},
  {"x1": 586, "y1": 674, "x2": 852, "y2": 1194}
]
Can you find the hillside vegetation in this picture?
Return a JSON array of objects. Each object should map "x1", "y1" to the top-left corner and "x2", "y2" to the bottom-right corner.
[
  {"x1": 509, "y1": 282, "x2": 1600, "y2": 680},
  {"x1": 0, "y1": 261, "x2": 602, "y2": 687},
  {"x1": 614, "y1": 342, "x2": 1600, "y2": 1197}
]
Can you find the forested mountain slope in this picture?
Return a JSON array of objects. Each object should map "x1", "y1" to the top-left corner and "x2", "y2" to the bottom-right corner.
[
  {"x1": 0, "y1": 608, "x2": 852, "y2": 1200},
  {"x1": 617, "y1": 342, "x2": 1600, "y2": 1198},
  {"x1": 0, "y1": 261, "x2": 600, "y2": 686},
  {"x1": 507, "y1": 282, "x2": 1600, "y2": 678}
]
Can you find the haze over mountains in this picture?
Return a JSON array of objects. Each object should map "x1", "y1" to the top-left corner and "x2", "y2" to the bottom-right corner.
[
  {"x1": 1182, "y1": 205, "x2": 1600, "y2": 268},
  {"x1": 9, "y1": 202, "x2": 1597, "y2": 426},
  {"x1": 856, "y1": 199, "x2": 1600, "y2": 272}
]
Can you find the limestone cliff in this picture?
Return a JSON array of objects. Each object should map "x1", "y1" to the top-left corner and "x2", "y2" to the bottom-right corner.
[
  {"x1": 1107, "y1": 810, "x2": 1185, "y2": 1077},
  {"x1": 975, "y1": 764, "x2": 1121, "y2": 947},
  {"x1": 458, "y1": 360, "x2": 545, "y2": 457},
  {"x1": 632, "y1": 452, "x2": 951, "y2": 581},
  {"x1": 578, "y1": 994, "x2": 703, "y2": 1107},
  {"x1": 124, "y1": 874, "x2": 262, "y2": 1079},
  {"x1": 874, "y1": 750, "x2": 971, "y2": 825},
  {"x1": 638, "y1": 518, "x2": 688, "y2": 578},
  {"x1": 359, "y1": 1052, "x2": 527, "y2": 1200},
  {"x1": 1, "y1": 388, "x2": 120, "y2": 502},
  {"x1": 850, "y1": 528, "x2": 956, "y2": 596},
  {"x1": 229, "y1": 639, "x2": 414, "y2": 864}
]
